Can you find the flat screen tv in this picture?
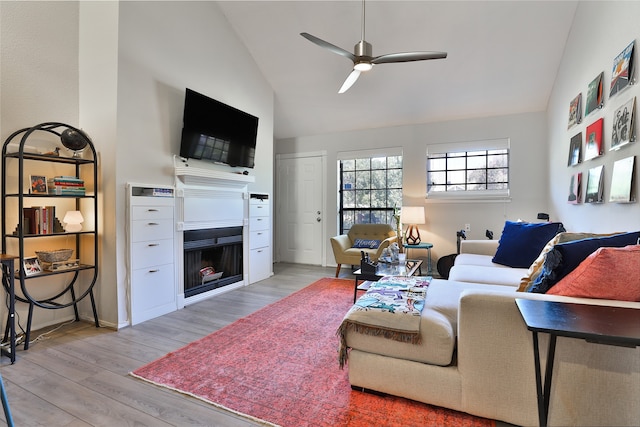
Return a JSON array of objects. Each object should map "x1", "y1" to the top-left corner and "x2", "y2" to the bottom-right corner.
[{"x1": 179, "y1": 88, "x2": 258, "y2": 168}]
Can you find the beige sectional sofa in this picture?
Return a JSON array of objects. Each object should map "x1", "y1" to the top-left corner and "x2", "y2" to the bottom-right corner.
[{"x1": 343, "y1": 239, "x2": 640, "y2": 426}]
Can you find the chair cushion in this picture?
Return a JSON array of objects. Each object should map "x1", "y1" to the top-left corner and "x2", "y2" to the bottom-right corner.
[
  {"x1": 492, "y1": 221, "x2": 565, "y2": 268},
  {"x1": 528, "y1": 231, "x2": 640, "y2": 294},
  {"x1": 547, "y1": 245, "x2": 640, "y2": 301}
]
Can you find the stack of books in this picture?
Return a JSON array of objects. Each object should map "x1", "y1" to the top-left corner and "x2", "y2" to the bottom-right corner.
[
  {"x1": 22, "y1": 206, "x2": 64, "y2": 235},
  {"x1": 47, "y1": 176, "x2": 85, "y2": 196}
]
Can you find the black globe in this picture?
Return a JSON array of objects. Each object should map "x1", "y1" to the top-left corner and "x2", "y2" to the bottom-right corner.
[{"x1": 60, "y1": 128, "x2": 89, "y2": 152}]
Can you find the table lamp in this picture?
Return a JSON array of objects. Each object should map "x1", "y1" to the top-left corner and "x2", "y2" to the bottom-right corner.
[
  {"x1": 402, "y1": 206, "x2": 425, "y2": 245},
  {"x1": 63, "y1": 210, "x2": 84, "y2": 232}
]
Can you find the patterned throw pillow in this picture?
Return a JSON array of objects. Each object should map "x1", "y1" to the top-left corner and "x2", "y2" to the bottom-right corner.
[
  {"x1": 547, "y1": 245, "x2": 640, "y2": 301},
  {"x1": 352, "y1": 239, "x2": 381, "y2": 249}
]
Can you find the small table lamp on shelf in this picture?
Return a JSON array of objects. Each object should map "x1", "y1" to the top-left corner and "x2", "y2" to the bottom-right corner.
[
  {"x1": 63, "y1": 211, "x2": 84, "y2": 232},
  {"x1": 402, "y1": 206, "x2": 425, "y2": 245}
]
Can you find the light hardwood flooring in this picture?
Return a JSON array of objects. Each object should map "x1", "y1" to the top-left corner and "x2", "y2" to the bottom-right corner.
[{"x1": 0, "y1": 263, "x2": 512, "y2": 427}]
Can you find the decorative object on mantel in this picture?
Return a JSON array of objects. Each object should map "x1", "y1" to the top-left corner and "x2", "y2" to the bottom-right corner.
[
  {"x1": 585, "y1": 72, "x2": 604, "y2": 116},
  {"x1": 567, "y1": 93, "x2": 582, "y2": 129},
  {"x1": 610, "y1": 40, "x2": 635, "y2": 98},
  {"x1": 611, "y1": 96, "x2": 636, "y2": 150},
  {"x1": 402, "y1": 206, "x2": 426, "y2": 245}
]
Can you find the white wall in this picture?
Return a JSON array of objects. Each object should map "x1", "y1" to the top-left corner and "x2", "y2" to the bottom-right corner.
[
  {"x1": 547, "y1": 1, "x2": 640, "y2": 232},
  {"x1": 276, "y1": 111, "x2": 549, "y2": 264},
  {"x1": 1, "y1": 1, "x2": 274, "y2": 330}
]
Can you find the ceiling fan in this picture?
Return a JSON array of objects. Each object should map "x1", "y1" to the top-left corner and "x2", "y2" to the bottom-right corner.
[{"x1": 300, "y1": 0, "x2": 447, "y2": 93}]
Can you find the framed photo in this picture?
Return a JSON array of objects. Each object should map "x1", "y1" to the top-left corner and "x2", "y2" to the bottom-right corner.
[
  {"x1": 585, "y1": 72, "x2": 604, "y2": 116},
  {"x1": 567, "y1": 132, "x2": 582, "y2": 166},
  {"x1": 611, "y1": 97, "x2": 636, "y2": 150},
  {"x1": 585, "y1": 165, "x2": 604, "y2": 203},
  {"x1": 609, "y1": 156, "x2": 636, "y2": 203},
  {"x1": 584, "y1": 118, "x2": 604, "y2": 161},
  {"x1": 610, "y1": 40, "x2": 635, "y2": 98},
  {"x1": 29, "y1": 175, "x2": 48, "y2": 194},
  {"x1": 567, "y1": 93, "x2": 582, "y2": 129},
  {"x1": 568, "y1": 172, "x2": 582, "y2": 204},
  {"x1": 23, "y1": 256, "x2": 42, "y2": 276}
]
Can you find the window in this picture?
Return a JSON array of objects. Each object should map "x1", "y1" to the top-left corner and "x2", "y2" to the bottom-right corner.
[
  {"x1": 426, "y1": 138, "x2": 510, "y2": 200},
  {"x1": 338, "y1": 149, "x2": 402, "y2": 234}
]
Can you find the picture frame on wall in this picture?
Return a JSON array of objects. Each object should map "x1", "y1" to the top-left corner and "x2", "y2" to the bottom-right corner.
[
  {"x1": 568, "y1": 172, "x2": 582, "y2": 204},
  {"x1": 567, "y1": 132, "x2": 582, "y2": 166},
  {"x1": 609, "y1": 156, "x2": 636, "y2": 203},
  {"x1": 585, "y1": 165, "x2": 604, "y2": 203},
  {"x1": 567, "y1": 93, "x2": 582, "y2": 129},
  {"x1": 584, "y1": 118, "x2": 604, "y2": 161},
  {"x1": 610, "y1": 40, "x2": 635, "y2": 98},
  {"x1": 585, "y1": 72, "x2": 604, "y2": 116},
  {"x1": 611, "y1": 97, "x2": 636, "y2": 150}
]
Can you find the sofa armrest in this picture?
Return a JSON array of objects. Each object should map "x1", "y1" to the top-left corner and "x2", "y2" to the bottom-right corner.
[
  {"x1": 457, "y1": 290, "x2": 640, "y2": 426},
  {"x1": 459, "y1": 239, "x2": 499, "y2": 256},
  {"x1": 373, "y1": 235, "x2": 397, "y2": 258},
  {"x1": 330, "y1": 234, "x2": 352, "y2": 253}
]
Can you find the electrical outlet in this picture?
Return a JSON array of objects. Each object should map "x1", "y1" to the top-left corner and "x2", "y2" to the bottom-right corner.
[{"x1": 464, "y1": 223, "x2": 471, "y2": 232}]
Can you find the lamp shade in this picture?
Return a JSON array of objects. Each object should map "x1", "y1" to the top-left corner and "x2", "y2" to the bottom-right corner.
[
  {"x1": 401, "y1": 206, "x2": 425, "y2": 225},
  {"x1": 63, "y1": 210, "x2": 84, "y2": 232}
]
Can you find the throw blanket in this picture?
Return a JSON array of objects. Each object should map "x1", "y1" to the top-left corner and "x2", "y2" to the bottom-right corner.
[{"x1": 337, "y1": 275, "x2": 431, "y2": 368}]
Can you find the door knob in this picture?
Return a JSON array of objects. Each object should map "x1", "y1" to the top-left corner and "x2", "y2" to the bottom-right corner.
[{"x1": 317, "y1": 217, "x2": 321, "y2": 222}]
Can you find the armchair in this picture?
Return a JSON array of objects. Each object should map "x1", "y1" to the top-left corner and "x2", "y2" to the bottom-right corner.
[{"x1": 330, "y1": 223, "x2": 397, "y2": 277}]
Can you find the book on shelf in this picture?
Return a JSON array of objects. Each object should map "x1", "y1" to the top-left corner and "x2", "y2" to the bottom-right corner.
[
  {"x1": 20, "y1": 206, "x2": 63, "y2": 235},
  {"x1": 47, "y1": 176, "x2": 85, "y2": 196}
]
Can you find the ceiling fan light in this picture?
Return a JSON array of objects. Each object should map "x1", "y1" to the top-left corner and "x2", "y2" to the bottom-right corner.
[{"x1": 354, "y1": 62, "x2": 372, "y2": 72}]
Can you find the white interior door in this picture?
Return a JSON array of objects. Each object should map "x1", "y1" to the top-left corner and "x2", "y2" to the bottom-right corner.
[{"x1": 276, "y1": 154, "x2": 325, "y2": 265}]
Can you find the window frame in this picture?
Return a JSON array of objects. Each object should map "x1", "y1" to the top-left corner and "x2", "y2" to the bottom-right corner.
[{"x1": 426, "y1": 138, "x2": 511, "y2": 202}]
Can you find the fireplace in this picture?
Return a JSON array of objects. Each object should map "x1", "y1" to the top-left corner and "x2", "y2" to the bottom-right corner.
[{"x1": 183, "y1": 226, "x2": 243, "y2": 298}]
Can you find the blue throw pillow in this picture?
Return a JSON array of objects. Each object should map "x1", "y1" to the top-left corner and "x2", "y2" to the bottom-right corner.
[
  {"x1": 528, "y1": 231, "x2": 640, "y2": 293},
  {"x1": 492, "y1": 221, "x2": 565, "y2": 268},
  {"x1": 353, "y1": 238, "x2": 381, "y2": 249}
]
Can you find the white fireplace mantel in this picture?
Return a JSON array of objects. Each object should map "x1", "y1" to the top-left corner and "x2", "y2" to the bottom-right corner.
[{"x1": 175, "y1": 165, "x2": 255, "y2": 189}]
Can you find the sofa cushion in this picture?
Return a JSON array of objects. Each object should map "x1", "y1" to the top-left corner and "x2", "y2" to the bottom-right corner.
[
  {"x1": 352, "y1": 238, "x2": 381, "y2": 249},
  {"x1": 547, "y1": 245, "x2": 640, "y2": 301},
  {"x1": 517, "y1": 232, "x2": 620, "y2": 292},
  {"x1": 492, "y1": 221, "x2": 565, "y2": 268},
  {"x1": 449, "y1": 264, "x2": 525, "y2": 287},
  {"x1": 528, "y1": 231, "x2": 640, "y2": 294}
]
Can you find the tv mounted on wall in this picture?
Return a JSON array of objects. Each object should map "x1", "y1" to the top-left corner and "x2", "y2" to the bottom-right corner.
[{"x1": 179, "y1": 88, "x2": 259, "y2": 168}]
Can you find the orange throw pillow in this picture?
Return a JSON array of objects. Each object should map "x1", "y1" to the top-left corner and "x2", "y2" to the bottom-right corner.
[{"x1": 547, "y1": 245, "x2": 640, "y2": 301}]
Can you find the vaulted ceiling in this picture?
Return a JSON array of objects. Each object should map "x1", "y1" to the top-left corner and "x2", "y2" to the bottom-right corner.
[{"x1": 218, "y1": 1, "x2": 578, "y2": 140}]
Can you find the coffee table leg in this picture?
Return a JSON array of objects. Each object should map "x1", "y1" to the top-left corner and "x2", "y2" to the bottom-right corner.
[{"x1": 354, "y1": 278, "x2": 359, "y2": 303}]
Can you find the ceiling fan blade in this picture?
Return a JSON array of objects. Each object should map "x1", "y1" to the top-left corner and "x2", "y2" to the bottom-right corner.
[
  {"x1": 372, "y1": 51, "x2": 447, "y2": 65},
  {"x1": 300, "y1": 32, "x2": 356, "y2": 61},
  {"x1": 338, "y1": 69, "x2": 361, "y2": 94}
]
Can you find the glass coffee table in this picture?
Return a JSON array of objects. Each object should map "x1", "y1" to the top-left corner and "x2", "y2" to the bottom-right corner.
[{"x1": 353, "y1": 259, "x2": 423, "y2": 302}]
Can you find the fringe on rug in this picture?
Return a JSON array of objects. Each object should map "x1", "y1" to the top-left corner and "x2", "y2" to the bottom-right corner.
[{"x1": 336, "y1": 321, "x2": 421, "y2": 369}]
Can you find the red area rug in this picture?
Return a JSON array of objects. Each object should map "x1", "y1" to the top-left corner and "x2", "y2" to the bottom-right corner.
[{"x1": 131, "y1": 278, "x2": 494, "y2": 427}]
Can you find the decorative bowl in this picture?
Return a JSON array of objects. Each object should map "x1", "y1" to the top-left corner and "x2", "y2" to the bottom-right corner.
[{"x1": 35, "y1": 249, "x2": 73, "y2": 263}]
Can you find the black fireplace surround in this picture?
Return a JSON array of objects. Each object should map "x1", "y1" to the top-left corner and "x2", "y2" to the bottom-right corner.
[{"x1": 183, "y1": 226, "x2": 243, "y2": 298}]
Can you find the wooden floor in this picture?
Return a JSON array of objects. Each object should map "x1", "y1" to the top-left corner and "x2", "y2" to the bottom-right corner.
[{"x1": 0, "y1": 263, "x2": 337, "y2": 426}]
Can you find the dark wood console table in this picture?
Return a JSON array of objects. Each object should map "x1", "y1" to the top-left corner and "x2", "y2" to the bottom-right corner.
[{"x1": 515, "y1": 298, "x2": 640, "y2": 427}]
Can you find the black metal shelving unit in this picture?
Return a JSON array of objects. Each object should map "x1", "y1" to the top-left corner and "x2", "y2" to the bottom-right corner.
[{"x1": 1, "y1": 122, "x2": 99, "y2": 362}]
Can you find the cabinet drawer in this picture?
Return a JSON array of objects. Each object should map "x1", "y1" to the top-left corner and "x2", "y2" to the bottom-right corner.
[
  {"x1": 249, "y1": 216, "x2": 269, "y2": 231},
  {"x1": 131, "y1": 263, "x2": 176, "y2": 320},
  {"x1": 131, "y1": 218, "x2": 174, "y2": 242},
  {"x1": 250, "y1": 229, "x2": 270, "y2": 249},
  {"x1": 132, "y1": 205, "x2": 173, "y2": 221},
  {"x1": 131, "y1": 239, "x2": 174, "y2": 268},
  {"x1": 249, "y1": 247, "x2": 271, "y2": 283},
  {"x1": 249, "y1": 203, "x2": 269, "y2": 217}
]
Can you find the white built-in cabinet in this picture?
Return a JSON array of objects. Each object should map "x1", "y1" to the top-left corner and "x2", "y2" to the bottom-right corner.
[
  {"x1": 127, "y1": 184, "x2": 176, "y2": 325},
  {"x1": 248, "y1": 193, "x2": 272, "y2": 283}
]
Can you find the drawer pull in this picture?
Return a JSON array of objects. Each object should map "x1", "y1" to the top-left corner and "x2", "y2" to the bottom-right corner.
[
  {"x1": 147, "y1": 222, "x2": 159, "y2": 226},
  {"x1": 147, "y1": 209, "x2": 159, "y2": 212},
  {"x1": 148, "y1": 243, "x2": 159, "y2": 247},
  {"x1": 148, "y1": 269, "x2": 160, "y2": 273}
]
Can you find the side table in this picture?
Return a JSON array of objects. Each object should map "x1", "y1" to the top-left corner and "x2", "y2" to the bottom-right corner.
[
  {"x1": 403, "y1": 242, "x2": 433, "y2": 274},
  {"x1": 515, "y1": 298, "x2": 640, "y2": 427}
]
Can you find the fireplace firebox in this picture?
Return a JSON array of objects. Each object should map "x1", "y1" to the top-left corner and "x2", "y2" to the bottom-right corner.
[{"x1": 183, "y1": 226, "x2": 243, "y2": 298}]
